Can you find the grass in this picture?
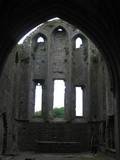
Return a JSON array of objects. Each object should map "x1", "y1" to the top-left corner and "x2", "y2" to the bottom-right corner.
[{"x1": 34, "y1": 107, "x2": 64, "y2": 118}]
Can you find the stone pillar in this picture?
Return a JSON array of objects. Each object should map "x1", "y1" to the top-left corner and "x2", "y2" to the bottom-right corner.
[
  {"x1": 46, "y1": 37, "x2": 54, "y2": 121},
  {"x1": 46, "y1": 78, "x2": 54, "y2": 120},
  {"x1": 42, "y1": 81, "x2": 48, "y2": 120},
  {"x1": 0, "y1": 114, "x2": 4, "y2": 154},
  {"x1": 17, "y1": 52, "x2": 31, "y2": 120},
  {"x1": 114, "y1": 88, "x2": 120, "y2": 160},
  {"x1": 70, "y1": 84, "x2": 76, "y2": 119},
  {"x1": 88, "y1": 47, "x2": 99, "y2": 121},
  {"x1": 65, "y1": 81, "x2": 72, "y2": 120},
  {"x1": 64, "y1": 38, "x2": 73, "y2": 121}
]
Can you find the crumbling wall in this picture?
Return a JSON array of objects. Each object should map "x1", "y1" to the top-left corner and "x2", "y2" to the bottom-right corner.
[
  {"x1": 87, "y1": 41, "x2": 115, "y2": 151},
  {"x1": 0, "y1": 19, "x2": 115, "y2": 153}
]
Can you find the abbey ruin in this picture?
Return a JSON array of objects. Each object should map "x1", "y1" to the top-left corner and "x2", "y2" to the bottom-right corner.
[{"x1": 0, "y1": 19, "x2": 115, "y2": 158}]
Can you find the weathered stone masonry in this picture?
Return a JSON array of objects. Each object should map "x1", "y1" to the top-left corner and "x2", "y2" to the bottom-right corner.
[{"x1": 0, "y1": 19, "x2": 115, "y2": 154}]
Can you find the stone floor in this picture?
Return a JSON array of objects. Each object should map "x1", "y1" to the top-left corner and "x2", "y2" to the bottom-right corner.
[{"x1": 0, "y1": 152, "x2": 115, "y2": 160}]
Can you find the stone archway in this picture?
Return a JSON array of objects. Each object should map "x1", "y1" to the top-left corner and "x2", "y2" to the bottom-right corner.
[{"x1": 0, "y1": 1, "x2": 120, "y2": 159}]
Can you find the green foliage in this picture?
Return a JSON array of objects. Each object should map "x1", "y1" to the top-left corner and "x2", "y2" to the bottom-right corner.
[
  {"x1": 53, "y1": 107, "x2": 64, "y2": 118},
  {"x1": 34, "y1": 107, "x2": 64, "y2": 118},
  {"x1": 34, "y1": 111, "x2": 42, "y2": 117}
]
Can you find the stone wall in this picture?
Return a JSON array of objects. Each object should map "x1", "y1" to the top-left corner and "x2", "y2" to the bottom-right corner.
[
  {"x1": 0, "y1": 47, "x2": 17, "y2": 154},
  {"x1": 0, "y1": 19, "x2": 115, "y2": 153},
  {"x1": 17, "y1": 121, "x2": 90, "y2": 152}
]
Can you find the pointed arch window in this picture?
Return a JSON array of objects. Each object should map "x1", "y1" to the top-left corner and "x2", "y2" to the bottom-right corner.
[
  {"x1": 37, "y1": 36, "x2": 45, "y2": 43},
  {"x1": 57, "y1": 28, "x2": 63, "y2": 32},
  {"x1": 75, "y1": 37, "x2": 82, "y2": 49}
]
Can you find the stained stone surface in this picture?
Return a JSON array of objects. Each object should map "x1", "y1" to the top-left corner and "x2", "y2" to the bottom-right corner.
[
  {"x1": 0, "y1": 152, "x2": 115, "y2": 160},
  {"x1": 0, "y1": 19, "x2": 115, "y2": 155}
]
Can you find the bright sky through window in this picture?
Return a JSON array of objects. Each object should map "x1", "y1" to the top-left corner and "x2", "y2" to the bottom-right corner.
[
  {"x1": 76, "y1": 87, "x2": 83, "y2": 116},
  {"x1": 37, "y1": 37, "x2": 44, "y2": 43},
  {"x1": 34, "y1": 83, "x2": 42, "y2": 112},
  {"x1": 57, "y1": 28, "x2": 63, "y2": 32},
  {"x1": 53, "y1": 80, "x2": 65, "y2": 108},
  {"x1": 76, "y1": 37, "x2": 82, "y2": 48}
]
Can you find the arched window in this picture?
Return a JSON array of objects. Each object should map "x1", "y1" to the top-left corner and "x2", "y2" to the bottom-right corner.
[
  {"x1": 57, "y1": 28, "x2": 63, "y2": 32},
  {"x1": 53, "y1": 26, "x2": 66, "y2": 34},
  {"x1": 75, "y1": 86, "x2": 83, "y2": 116},
  {"x1": 52, "y1": 26, "x2": 67, "y2": 50},
  {"x1": 75, "y1": 37, "x2": 82, "y2": 48},
  {"x1": 33, "y1": 34, "x2": 47, "y2": 51},
  {"x1": 53, "y1": 80, "x2": 65, "y2": 118},
  {"x1": 37, "y1": 36, "x2": 45, "y2": 43},
  {"x1": 34, "y1": 83, "x2": 42, "y2": 117}
]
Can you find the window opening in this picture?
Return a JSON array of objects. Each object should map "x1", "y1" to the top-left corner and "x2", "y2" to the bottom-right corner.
[
  {"x1": 15, "y1": 52, "x2": 19, "y2": 64},
  {"x1": 37, "y1": 36, "x2": 45, "y2": 43},
  {"x1": 75, "y1": 87, "x2": 83, "y2": 116},
  {"x1": 75, "y1": 37, "x2": 82, "y2": 48},
  {"x1": 34, "y1": 83, "x2": 42, "y2": 117},
  {"x1": 57, "y1": 28, "x2": 63, "y2": 32},
  {"x1": 18, "y1": 23, "x2": 44, "y2": 44},
  {"x1": 53, "y1": 80, "x2": 65, "y2": 118}
]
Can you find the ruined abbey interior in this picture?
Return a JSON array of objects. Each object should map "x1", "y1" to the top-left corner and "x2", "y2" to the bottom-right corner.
[
  {"x1": 0, "y1": 1, "x2": 120, "y2": 160},
  {"x1": 0, "y1": 18, "x2": 116, "y2": 159}
]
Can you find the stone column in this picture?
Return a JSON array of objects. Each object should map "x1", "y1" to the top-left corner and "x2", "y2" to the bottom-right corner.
[
  {"x1": 114, "y1": 88, "x2": 120, "y2": 160},
  {"x1": 64, "y1": 37, "x2": 73, "y2": 121}
]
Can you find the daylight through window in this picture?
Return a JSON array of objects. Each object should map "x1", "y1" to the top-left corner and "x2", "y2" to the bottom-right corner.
[
  {"x1": 75, "y1": 37, "x2": 82, "y2": 48},
  {"x1": 53, "y1": 80, "x2": 65, "y2": 118},
  {"x1": 75, "y1": 87, "x2": 83, "y2": 116},
  {"x1": 34, "y1": 83, "x2": 42, "y2": 115},
  {"x1": 37, "y1": 36, "x2": 45, "y2": 43}
]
